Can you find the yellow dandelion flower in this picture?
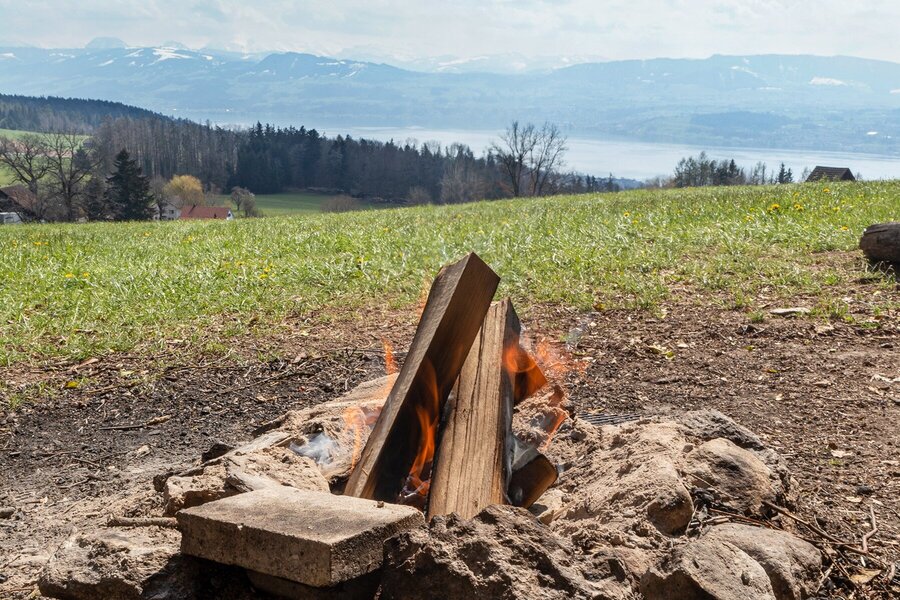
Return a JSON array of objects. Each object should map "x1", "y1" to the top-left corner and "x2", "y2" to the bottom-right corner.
[
  {"x1": 840, "y1": 226, "x2": 849, "y2": 231},
  {"x1": 793, "y1": 203, "x2": 804, "y2": 211},
  {"x1": 623, "y1": 211, "x2": 630, "y2": 217},
  {"x1": 82, "y1": 272, "x2": 90, "y2": 278},
  {"x1": 823, "y1": 187, "x2": 830, "y2": 193},
  {"x1": 259, "y1": 273, "x2": 268, "y2": 279},
  {"x1": 768, "y1": 203, "x2": 780, "y2": 212},
  {"x1": 64, "y1": 273, "x2": 74, "y2": 278}
]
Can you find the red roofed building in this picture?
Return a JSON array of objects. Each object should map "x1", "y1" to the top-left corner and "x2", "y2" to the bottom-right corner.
[{"x1": 179, "y1": 205, "x2": 234, "y2": 220}]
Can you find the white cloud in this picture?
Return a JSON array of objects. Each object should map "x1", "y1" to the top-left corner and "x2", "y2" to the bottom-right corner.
[{"x1": 0, "y1": 0, "x2": 898, "y2": 64}]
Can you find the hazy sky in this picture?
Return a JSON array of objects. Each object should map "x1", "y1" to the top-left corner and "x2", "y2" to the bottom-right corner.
[{"x1": 1, "y1": 0, "x2": 898, "y2": 64}]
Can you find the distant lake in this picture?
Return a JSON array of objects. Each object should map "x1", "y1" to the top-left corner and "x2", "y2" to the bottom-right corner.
[{"x1": 339, "y1": 126, "x2": 900, "y2": 182}]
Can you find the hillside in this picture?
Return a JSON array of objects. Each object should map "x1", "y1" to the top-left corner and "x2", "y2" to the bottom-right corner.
[
  {"x1": 2, "y1": 47, "x2": 900, "y2": 153},
  {"x1": 0, "y1": 93, "x2": 163, "y2": 133}
]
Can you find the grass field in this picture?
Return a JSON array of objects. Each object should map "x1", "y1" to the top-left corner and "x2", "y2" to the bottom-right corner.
[
  {"x1": 0, "y1": 181, "x2": 897, "y2": 365},
  {"x1": 214, "y1": 191, "x2": 339, "y2": 216}
]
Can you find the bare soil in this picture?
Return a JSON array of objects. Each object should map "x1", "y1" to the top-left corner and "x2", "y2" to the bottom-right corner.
[{"x1": 1, "y1": 295, "x2": 898, "y2": 598}]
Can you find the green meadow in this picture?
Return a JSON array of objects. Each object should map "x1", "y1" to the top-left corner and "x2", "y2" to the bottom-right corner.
[{"x1": 0, "y1": 181, "x2": 896, "y2": 365}]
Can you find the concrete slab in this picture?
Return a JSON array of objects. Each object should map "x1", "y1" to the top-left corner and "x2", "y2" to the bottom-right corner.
[{"x1": 177, "y1": 487, "x2": 424, "y2": 587}]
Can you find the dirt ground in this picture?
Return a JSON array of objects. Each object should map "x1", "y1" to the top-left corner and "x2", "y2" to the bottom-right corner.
[{"x1": 1, "y1": 283, "x2": 898, "y2": 598}]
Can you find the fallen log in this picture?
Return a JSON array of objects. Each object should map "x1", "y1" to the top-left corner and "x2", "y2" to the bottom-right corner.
[
  {"x1": 427, "y1": 299, "x2": 519, "y2": 520},
  {"x1": 859, "y1": 222, "x2": 900, "y2": 264},
  {"x1": 345, "y1": 253, "x2": 500, "y2": 501}
]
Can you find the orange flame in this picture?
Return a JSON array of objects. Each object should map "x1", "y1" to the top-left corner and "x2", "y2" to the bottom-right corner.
[
  {"x1": 382, "y1": 338, "x2": 398, "y2": 375},
  {"x1": 538, "y1": 387, "x2": 567, "y2": 451},
  {"x1": 502, "y1": 341, "x2": 548, "y2": 403},
  {"x1": 399, "y1": 359, "x2": 439, "y2": 509},
  {"x1": 342, "y1": 407, "x2": 367, "y2": 470},
  {"x1": 342, "y1": 403, "x2": 384, "y2": 471}
]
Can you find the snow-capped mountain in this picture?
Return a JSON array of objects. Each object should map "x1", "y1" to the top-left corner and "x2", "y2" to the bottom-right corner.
[{"x1": 1, "y1": 45, "x2": 899, "y2": 153}]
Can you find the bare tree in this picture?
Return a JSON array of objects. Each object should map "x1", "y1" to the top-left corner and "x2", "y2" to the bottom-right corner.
[
  {"x1": 440, "y1": 159, "x2": 484, "y2": 204},
  {"x1": 490, "y1": 121, "x2": 537, "y2": 197},
  {"x1": 0, "y1": 134, "x2": 52, "y2": 196},
  {"x1": 45, "y1": 132, "x2": 99, "y2": 221},
  {"x1": 527, "y1": 123, "x2": 568, "y2": 196}
]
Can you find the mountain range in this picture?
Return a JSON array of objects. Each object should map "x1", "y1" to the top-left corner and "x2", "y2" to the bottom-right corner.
[{"x1": 1, "y1": 45, "x2": 899, "y2": 154}]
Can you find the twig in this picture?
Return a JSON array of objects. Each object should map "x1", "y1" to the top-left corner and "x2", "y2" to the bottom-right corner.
[
  {"x1": 762, "y1": 501, "x2": 848, "y2": 545},
  {"x1": 106, "y1": 516, "x2": 177, "y2": 528},
  {"x1": 0, "y1": 552, "x2": 20, "y2": 570},
  {"x1": 861, "y1": 506, "x2": 877, "y2": 553},
  {"x1": 69, "y1": 456, "x2": 101, "y2": 469},
  {"x1": 83, "y1": 381, "x2": 139, "y2": 396},
  {"x1": 98, "y1": 415, "x2": 171, "y2": 431},
  {"x1": 220, "y1": 365, "x2": 310, "y2": 394},
  {"x1": 815, "y1": 564, "x2": 833, "y2": 594}
]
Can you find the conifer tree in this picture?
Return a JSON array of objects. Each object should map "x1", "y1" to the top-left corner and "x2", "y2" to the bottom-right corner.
[{"x1": 105, "y1": 149, "x2": 153, "y2": 221}]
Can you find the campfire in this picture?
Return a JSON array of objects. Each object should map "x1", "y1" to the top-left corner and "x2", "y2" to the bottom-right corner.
[
  {"x1": 296, "y1": 252, "x2": 560, "y2": 518},
  {"x1": 36, "y1": 252, "x2": 857, "y2": 600}
]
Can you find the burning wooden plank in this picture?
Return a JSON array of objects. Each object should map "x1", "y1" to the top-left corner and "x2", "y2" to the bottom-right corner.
[
  {"x1": 344, "y1": 253, "x2": 500, "y2": 502},
  {"x1": 427, "y1": 299, "x2": 520, "y2": 520},
  {"x1": 507, "y1": 446, "x2": 558, "y2": 508}
]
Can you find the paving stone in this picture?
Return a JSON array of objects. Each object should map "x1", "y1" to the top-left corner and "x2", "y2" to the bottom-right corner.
[{"x1": 177, "y1": 487, "x2": 424, "y2": 587}]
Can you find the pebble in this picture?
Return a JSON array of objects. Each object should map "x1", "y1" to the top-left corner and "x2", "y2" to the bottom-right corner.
[
  {"x1": 0, "y1": 506, "x2": 14, "y2": 519},
  {"x1": 856, "y1": 485, "x2": 874, "y2": 496}
]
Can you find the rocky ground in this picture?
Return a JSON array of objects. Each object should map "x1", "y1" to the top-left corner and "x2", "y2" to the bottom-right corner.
[{"x1": 1, "y1": 294, "x2": 898, "y2": 599}]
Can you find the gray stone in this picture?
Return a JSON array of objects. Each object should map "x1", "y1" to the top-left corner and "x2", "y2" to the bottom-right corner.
[
  {"x1": 684, "y1": 438, "x2": 776, "y2": 515},
  {"x1": 641, "y1": 536, "x2": 776, "y2": 600},
  {"x1": 705, "y1": 523, "x2": 822, "y2": 600},
  {"x1": 678, "y1": 410, "x2": 765, "y2": 450},
  {"x1": 177, "y1": 487, "x2": 424, "y2": 587}
]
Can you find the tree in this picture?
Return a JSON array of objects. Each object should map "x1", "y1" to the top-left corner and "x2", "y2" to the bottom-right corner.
[
  {"x1": 45, "y1": 132, "x2": 99, "y2": 221},
  {"x1": 490, "y1": 121, "x2": 536, "y2": 197},
  {"x1": 527, "y1": 123, "x2": 568, "y2": 196},
  {"x1": 406, "y1": 185, "x2": 432, "y2": 205},
  {"x1": 164, "y1": 174, "x2": 205, "y2": 207},
  {"x1": 83, "y1": 175, "x2": 110, "y2": 221},
  {"x1": 241, "y1": 191, "x2": 261, "y2": 217},
  {"x1": 776, "y1": 163, "x2": 793, "y2": 184},
  {"x1": 229, "y1": 186, "x2": 254, "y2": 213},
  {"x1": 106, "y1": 149, "x2": 153, "y2": 221},
  {"x1": 0, "y1": 134, "x2": 51, "y2": 197}
]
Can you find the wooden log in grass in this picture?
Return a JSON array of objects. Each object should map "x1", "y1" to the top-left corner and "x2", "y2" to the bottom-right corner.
[{"x1": 860, "y1": 222, "x2": 900, "y2": 264}]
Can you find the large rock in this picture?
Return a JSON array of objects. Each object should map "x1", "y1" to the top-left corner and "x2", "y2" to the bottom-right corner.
[
  {"x1": 641, "y1": 536, "x2": 776, "y2": 600},
  {"x1": 163, "y1": 446, "x2": 329, "y2": 515},
  {"x1": 177, "y1": 487, "x2": 424, "y2": 588},
  {"x1": 683, "y1": 438, "x2": 777, "y2": 515},
  {"x1": 381, "y1": 504, "x2": 617, "y2": 600},
  {"x1": 38, "y1": 528, "x2": 256, "y2": 600},
  {"x1": 39, "y1": 529, "x2": 181, "y2": 600},
  {"x1": 705, "y1": 524, "x2": 822, "y2": 600}
]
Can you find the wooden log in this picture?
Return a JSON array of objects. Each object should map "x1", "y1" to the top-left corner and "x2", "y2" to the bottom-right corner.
[
  {"x1": 860, "y1": 222, "x2": 900, "y2": 264},
  {"x1": 427, "y1": 299, "x2": 519, "y2": 520},
  {"x1": 507, "y1": 446, "x2": 558, "y2": 509},
  {"x1": 344, "y1": 253, "x2": 500, "y2": 501}
]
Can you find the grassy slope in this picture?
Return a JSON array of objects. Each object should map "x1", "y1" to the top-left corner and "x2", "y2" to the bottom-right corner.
[{"x1": 0, "y1": 181, "x2": 897, "y2": 365}]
